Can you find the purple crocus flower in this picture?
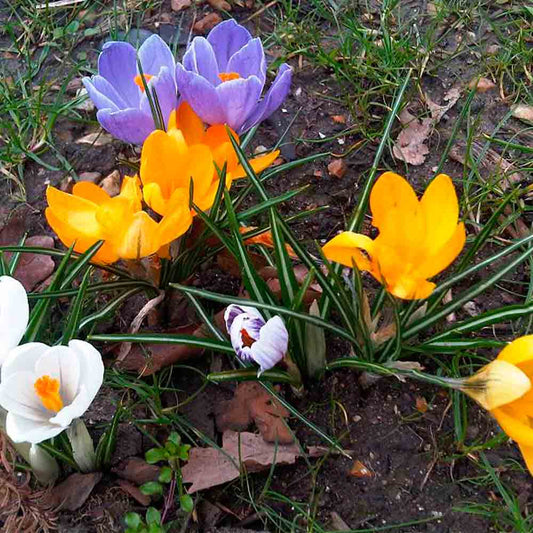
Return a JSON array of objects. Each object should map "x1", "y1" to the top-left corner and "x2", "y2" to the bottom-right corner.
[
  {"x1": 82, "y1": 35, "x2": 178, "y2": 144},
  {"x1": 224, "y1": 304, "x2": 288, "y2": 375},
  {"x1": 175, "y1": 19, "x2": 292, "y2": 133}
]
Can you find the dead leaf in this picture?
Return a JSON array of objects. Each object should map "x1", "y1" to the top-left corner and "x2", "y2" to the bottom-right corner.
[
  {"x1": 78, "y1": 171, "x2": 102, "y2": 183},
  {"x1": 425, "y1": 87, "x2": 461, "y2": 122},
  {"x1": 349, "y1": 460, "x2": 373, "y2": 478},
  {"x1": 100, "y1": 170, "x2": 120, "y2": 197},
  {"x1": 511, "y1": 104, "x2": 533, "y2": 124},
  {"x1": 217, "y1": 248, "x2": 268, "y2": 277},
  {"x1": 15, "y1": 236, "x2": 55, "y2": 292},
  {"x1": 240, "y1": 226, "x2": 297, "y2": 258},
  {"x1": 47, "y1": 472, "x2": 102, "y2": 511},
  {"x1": 117, "y1": 479, "x2": 150, "y2": 506},
  {"x1": 468, "y1": 77, "x2": 495, "y2": 93},
  {"x1": 207, "y1": 0, "x2": 231, "y2": 9},
  {"x1": 193, "y1": 13, "x2": 222, "y2": 34},
  {"x1": 331, "y1": 115, "x2": 346, "y2": 124},
  {"x1": 76, "y1": 131, "x2": 114, "y2": 146},
  {"x1": 327, "y1": 158, "x2": 347, "y2": 178},
  {"x1": 171, "y1": 0, "x2": 191, "y2": 10},
  {"x1": 415, "y1": 396, "x2": 428, "y2": 413},
  {"x1": 112, "y1": 457, "x2": 160, "y2": 485},
  {"x1": 392, "y1": 109, "x2": 432, "y2": 165},
  {"x1": 182, "y1": 431, "x2": 318, "y2": 493},
  {"x1": 216, "y1": 382, "x2": 293, "y2": 443},
  {"x1": 329, "y1": 511, "x2": 350, "y2": 531},
  {"x1": 371, "y1": 321, "x2": 396, "y2": 347}
]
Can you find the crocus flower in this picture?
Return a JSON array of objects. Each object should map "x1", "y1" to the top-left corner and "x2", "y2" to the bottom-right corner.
[
  {"x1": 140, "y1": 102, "x2": 279, "y2": 216},
  {"x1": 459, "y1": 336, "x2": 533, "y2": 474},
  {"x1": 0, "y1": 340, "x2": 104, "y2": 444},
  {"x1": 176, "y1": 19, "x2": 292, "y2": 133},
  {"x1": 82, "y1": 35, "x2": 178, "y2": 144},
  {"x1": 224, "y1": 304, "x2": 288, "y2": 375},
  {"x1": 0, "y1": 276, "x2": 29, "y2": 366},
  {"x1": 322, "y1": 172, "x2": 466, "y2": 300},
  {"x1": 45, "y1": 176, "x2": 193, "y2": 264}
]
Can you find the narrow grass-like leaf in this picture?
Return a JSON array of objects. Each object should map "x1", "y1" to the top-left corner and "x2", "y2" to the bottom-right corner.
[
  {"x1": 95, "y1": 405, "x2": 122, "y2": 470},
  {"x1": 207, "y1": 368, "x2": 298, "y2": 385},
  {"x1": 62, "y1": 267, "x2": 91, "y2": 344}
]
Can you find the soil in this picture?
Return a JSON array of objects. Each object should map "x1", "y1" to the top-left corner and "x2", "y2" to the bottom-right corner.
[{"x1": 1, "y1": 0, "x2": 532, "y2": 532}]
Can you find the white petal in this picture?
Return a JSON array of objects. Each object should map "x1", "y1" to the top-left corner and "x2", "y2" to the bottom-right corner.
[
  {"x1": 0, "y1": 276, "x2": 29, "y2": 364},
  {"x1": 250, "y1": 316, "x2": 288, "y2": 374},
  {"x1": 224, "y1": 304, "x2": 264, "y2": 332},
  {"x1": 1, "y1": 342, "x2": 49, "y2": 381},
  {"x1": 0, "y1": 371, "x2": 48, "y2": 421},
  {"x1": 35, "y1": 345, "x2": 80, "y2": 404},
  {"x1": 50, "y1": 386, "x2": 90, "y2": 426},
  {"x1": 68, "y1": 340, "x2": 104, "y2": 402},
  {"x1": 29, "y1": 444, "x2": 59, "y2": 484},
  {"x1": 6, "y1": 412, "x2": 65, "y2": 444}
]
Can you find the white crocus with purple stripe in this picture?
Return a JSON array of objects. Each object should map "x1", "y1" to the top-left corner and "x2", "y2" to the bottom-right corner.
[{"x1": 224, "y1": 304, "x2": 288, "y2": 375}]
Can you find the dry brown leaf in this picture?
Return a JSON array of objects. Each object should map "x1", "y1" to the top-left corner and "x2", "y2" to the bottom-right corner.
[
  {"x1": 392, "y1": 109, "x2": 432, "y2": 166},
  {"x1": 15, "y1": 236, "x2": 55, "y2": 292},
  {"x1": 425, "y1": 87, "x2": 461, "y2": 122},
  {"x1": 47, "y1": 472, "x2": 102, "y2": 511},
  {"x1": 171, "y1": 0, "x2": 191, "y2": 10},
  {"x1": 207, "y1": 0, "x2": 231, "y2": 9},
  {"x1": 327, "y1": 158, "x2": 347, "y2": 178},
  {"x1": 100, "y1": 170, "x2": 120, "y2": 197},
  {"x1": 182, "y1": 431, "x2": 315, "y2": 493},
  {"x1": 349, "y1": 460, "x2": 374, "y2": 478},
  {"x1": 371, "y1": 321, "x2": 397, "y2": 347},
  {"x1": 76, "y1": 131, "x2": 114, "y2": 146},
  {"x1": 468, "y1": 77, "x2": 495, "y2": 93},
  {"x1": 240, "y1": 226, "x2": 297, "y2": 258},
  {"x1": 117, "y1": 479, "x2": 151, "y2": 506},
  {"x1": 112, "y1": 457, "x2": 160, "y2": 485},
  {"x1": 216, "y1": 382, "x2": 293, "y2": 443},
  {"x1": 415, "y1": 396, "x2": 429, "y2": 413},
  {"x1": 193, "y1": 13, "x2": 222, "y2": 34},
  {"x1": 511, "y1": 104, "x2": 533, "y2": 124}
]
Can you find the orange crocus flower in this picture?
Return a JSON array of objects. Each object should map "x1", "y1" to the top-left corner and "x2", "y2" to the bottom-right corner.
[
  {"x1": 45, "y1": 176, "x2": 192, "y2": 264},
  {"x1": 323, "y1": 172, "x2": 466, "y2": 300},
  {"x1": 140, "y1": 102, "x2": 280, "y2": 216}
]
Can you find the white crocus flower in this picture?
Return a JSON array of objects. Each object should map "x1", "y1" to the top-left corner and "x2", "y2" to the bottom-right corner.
[
  {"x1": 0, "y1": 275, "x2": 29, "y2": 365},
  {"x1": 224, "y1": 305, "x2": 288, "y2": 375},
  {"x1": 0, "y1": 340, "x2": 104, "y2": 445}
]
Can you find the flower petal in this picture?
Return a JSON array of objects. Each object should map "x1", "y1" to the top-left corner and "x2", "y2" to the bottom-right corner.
[
  {"x1": 229, "y1": 313, "x2": 253, "y2": 362},
  {"x1": 6, "y1": 411, "x2": 65, "y2": 444},
  {"x1": 139, "y1": 66, "x2": 178, "y2": 130},
  {"x1": 215, "y1": 75, "x2": 263, "y2": 131},
  {"x1": 49, "y1": 386, "x2": 89, "y2": 427},
  {"x1": 34, "y1": 346, "x2": 80, "y2": 406},
  {"x1": 157, "y1": 190, "x2": 193, "y2": 245},
  {"x1": 0, "y1": 276, "x2": 29, "y2": 363},
  {"x1": 251, "y1": 316, "x2": 288, "y2": 375},
  {"x1": 232, "y1": 149, "x2": 280, "y2": 180},
  {"x1": 72, "y1": 181, "x2": 111, "y2": 205},
  {"x1": 82, "y1": 76, "x2": 122, "y2": 111},
  {"x1": 69, "y1": 340, "x2": 104, "y2": 404},
  {"x1": 207, "y1": 19, "x2": 253, "y2": 71},
  {"x1": 99, "y1": 41, "x2": 139, "y2": 107},
  {"x1": 492, "y1": 404, "x2": 533, "y2": 446},
  {"x1": 114, "y1": 211, "x2": 161, "y2": 259},
  {"x1": 239, "y1": 63, "x2": 292, "y2": 132},
  {"x1": 224, "y1": 304, "x2": 264, "y2": 332},
  {"x1": 1, "y1": 343, "x2": 48, "y2": 381},
  {"x1": 226, "y1": 38, "x2": 266, "y2": 84},
  {"x1": 420, "y1": 174, "x2": 460, "y2": 255},
  {"x1": 518, "y1": 443, "x2": 533, "y2": 475},
  {"x1": 322, "y1": 231, "x2": 376, "y2": 272},
  {"x1": 176, "y1": 63, "x2": 226, "y2": 124},
  {"x1": 96, "y1": 108, "x2": 155, "y2": 145},
  {"x1": 138, "y1": 34, "x2": 176, "y2": 77},
  {"x1": 182, "y1": 37, "x2": 220, "y2": 86},
  {"x1": 497, "y1": 336, "x2": 533, "y2": 367},
  {"x1": 173, "y1": 102, "x2": 205, "y2": 145},
  {"x1": 0, "y1": 371, "x2": 47, "y2": 421}
]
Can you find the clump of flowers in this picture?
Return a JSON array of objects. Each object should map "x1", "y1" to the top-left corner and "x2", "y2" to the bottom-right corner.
[{"x1": 323, "y1": 172, "x2": 466, "y2": 299}]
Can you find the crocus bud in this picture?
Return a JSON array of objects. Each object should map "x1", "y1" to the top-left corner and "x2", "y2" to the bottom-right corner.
[{"x1": 67, "y1": 419, "x2": 96, "y2": 473}]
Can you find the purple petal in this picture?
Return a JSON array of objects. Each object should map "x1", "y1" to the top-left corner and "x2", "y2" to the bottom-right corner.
[
  {"x1": 82, "y1": 77, "x2": 122, "y2": 111},
  {"x1": 250, "y1": 316, "x2": 288, "y2": 375},
  {"x1": 229, "y1": 313, "x2": 253, "y2": 362},
  {"x1": 207, "y1": 19, "x2": 252, "y2": 71},
  {"x1": 139, "y1": 67, "x2": 178, "y2": 128},
  {"x1": 239, "y1": 63, "x2": 292, "y2": 132},
  {"x1": 215, "y1": 75, "x2": 263, "y2": 131},
  {"x1": 224, "y1": 304, "x2": 264, "y2": 333},
  {"x1": 182, "y1": 37, "x2": 220, "y2": 86},
  {"x1": 96, "y1": 108, "x2": 155, "y2": 144},
  {"x1": 138, "y1": 34, "x2": 176, "y2": 77},
  {"x1": 226, "y1": 38, "x2": 266, "y2": 85},
  {"x1": 99, "y1": 41, "x2": 139, "y2": 107},
  {"x1": 176, "y1": 63, "x2": 226, "y2": 124}
]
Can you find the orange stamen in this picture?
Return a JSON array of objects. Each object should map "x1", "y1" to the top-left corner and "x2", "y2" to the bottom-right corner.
[
  {"x1": 134, "y1": 73, "x2": 154, "y2": 92},
  {"x1": 34, "y1": 375, "x2": 63, "y2": 413},
  {"x1": 241, "y1": 328, "x2": 256, "y2": 348},
  {"x1": 218, "y1": 72, "x2": 241, "y2": 83}
]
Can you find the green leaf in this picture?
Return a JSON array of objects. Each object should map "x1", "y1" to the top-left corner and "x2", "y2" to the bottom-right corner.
[
  {"x1": 62, "y1": 267, "x2": 91, "y2": 344},
  {"x1": 168, "y1": 432, "x2": 181, "y2": 447},
  {"x1": 145, "y1": 507, "x2": 162, "y2": 525},
  {"x1": 140, "y1": 481, "x2": 164, "y2": 496},
  {"x1": 304, "y1": 300, "x2": 326, "y2": 379},
  {"x1": 145, "y1": 447, "x2": 167, "y2": 464},
  {"x1": 177, "y1": 444, "x2": 190, "y2": 460},
  {"x1": 180, "y1": 494, "x2": 194, "y2": 513},
  {"x1": 158, "y1": 466, "x2": 173, "y2": 483},
  {"x1": 124, "y1": 512, "x2": 142, "y2": 529},
  {"x1": 95, "y1": 405, "x2": 122, "y2": 470},
  {"x1": 207, "y1": 368, "x2": 299, "y2": 385}
]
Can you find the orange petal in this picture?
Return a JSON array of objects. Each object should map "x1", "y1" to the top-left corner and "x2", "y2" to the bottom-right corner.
[
  {"x1": 114, "y1": 211, "x2": 161, "y2": 259},
  {"x1": 72, "y1": 182, "x2": 110, "y2": 205},
  {"x1": 497, "y1": 336, "x2": 533, "y2": 367},
  {"x1": 119, "y1": 175, "x2": 143, "y2": 211},
  {"x1": 322, "y1": 232, "x2": 375, "y2": 272},
  {"x1": 232, "y1": 150, "x2": 280, "y2": 180},
  {"x1": 95, "y1": 196, "x2": 135, "y2": 239},
  {"x1": 143, "y1": 182, "x2": 169, "y2": 216},
  {"x1": 174, "y1": 102, "x2": 205, "y2": 145},
  {"x1": 420, "y1": 174, "x2": 460, "y2": 256},
  {"x1": 46, "y1": 186, "x2": 101, "y2": 237},
  {"x1": 492, "y1": 404, "x2": 533, "y2": 447},
  {"x1": 518, "y1": 443, "x2": 533, "y2": 475},
  {"x1": 157, "y1": 191, "x2": 193, "y2": 245}
]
